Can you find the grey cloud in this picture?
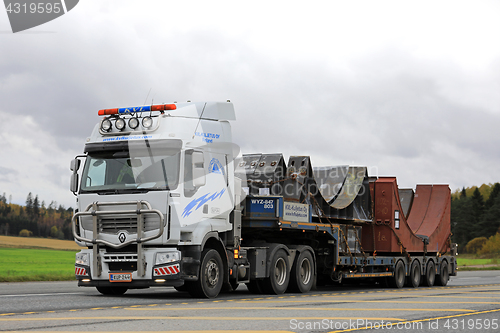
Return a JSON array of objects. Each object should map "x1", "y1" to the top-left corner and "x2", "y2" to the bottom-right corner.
[{"x1": 0, "y1": 166, "x2": 18, "y2": 183}]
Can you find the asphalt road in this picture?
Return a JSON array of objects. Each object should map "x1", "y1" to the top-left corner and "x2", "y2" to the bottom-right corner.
[{"x1": 0, "y1": 270, "x2": 499, "y2": 332}]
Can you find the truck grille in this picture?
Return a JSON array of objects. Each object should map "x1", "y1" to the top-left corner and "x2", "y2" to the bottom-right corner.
[
  {"x1": 103, "y1": 253, "x2": 138, "y2": 272},
  {"x1": 100, "y1": 217, "x2": 138, "y2": 233},
  {"x1": 80, "y1": 214, "x2": 161, "y2": 234}
]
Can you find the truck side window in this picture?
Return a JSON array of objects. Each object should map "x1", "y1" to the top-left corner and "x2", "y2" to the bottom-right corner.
[{"x1": 184, "y1": 150, "x2": 205, "y2": 197}]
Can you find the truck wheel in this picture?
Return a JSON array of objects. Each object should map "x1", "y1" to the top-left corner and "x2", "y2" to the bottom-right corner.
[
  {"x1": 406, "y1": 260, "x2": 421, "y2": 288},
  {"x1": 261, "y1": 249, "x2": 290, "y2": 294},
  {"x1": 423, "y1": 261, "x2": 435, "y2": 287},
  {"x1": 288, "y1": 250, "x2": 314, "y2": 293},
  {"x1": 188, "y1": 249, "x2": 223, "y2": 298},
  {"x1": 388, "y1": 260, "x2": 405, "y2": 289},
  {"x1": 435, "y1": 261, "x2": 449, "y2": 286},
  {"x1": 96, "y1": 286, "x2": 127, "y2": 295}
]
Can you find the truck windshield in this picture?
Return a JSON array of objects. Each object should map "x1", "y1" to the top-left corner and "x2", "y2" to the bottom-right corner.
[{"x1": 81, "y1": 142, "x2": 181, "y2": 193}]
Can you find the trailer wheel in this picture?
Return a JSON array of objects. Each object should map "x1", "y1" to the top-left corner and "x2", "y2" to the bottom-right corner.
[
  {"x1": 96, "y1": 286, "x2": 127, "y2": 295},
  {"x1": 423, "y1": 261, "x2": 435, "y2": 287},
  {"x1": 406, "y1": 260, "x2": 421, "y2": 288},
  {"x1": 435, "y1": 261, "x2": 449, "y2": 286},
  {"x1": 388, "y1": 260, "x2": 405, "y2": 289},
  {"x1": 188, "y1": 249, "x2": 223, "y2": 298},
  {"x1": 288, "y1": 250, "x2": 314, "y2": 293},
  {"x1": 261, "y1": 249, "x2": 290, "y2": 294}
]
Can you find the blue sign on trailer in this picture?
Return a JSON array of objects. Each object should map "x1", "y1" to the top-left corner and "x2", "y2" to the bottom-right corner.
[{"x1": 245, "y1": 197, "x2": 282, "y2": 219}]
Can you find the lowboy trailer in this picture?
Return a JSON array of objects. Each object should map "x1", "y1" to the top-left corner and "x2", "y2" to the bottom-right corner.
[{"x1": 70, "y1": 101, "x2": 456, "y2": 298}]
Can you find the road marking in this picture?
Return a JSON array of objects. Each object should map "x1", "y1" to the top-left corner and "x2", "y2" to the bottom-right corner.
[
  {"x1": 328, "y1": 308, "x2": 500, "y2": 333},
  {"x1": 0, "y1": 331, "x2": 295, "y2": 333},
  {"x1": 237, "y1": 300, "x2": 500, "y2": 305},
  {"x1": 0, "y1": 316, "x2": 406, "y2": 322},
  {"x1": 2, "y1": 283, "x2": 499, "y2": 319},
  {"x1": 0, "y1": 292, "x2": 83, "y2": 298},
  {"x1": 124, "y1": 306, "x2": 474, "y2": 312}
]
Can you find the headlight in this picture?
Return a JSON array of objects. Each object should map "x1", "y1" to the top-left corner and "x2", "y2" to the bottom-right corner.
[
  {"x1": 155, "y1": 251, "x2": 181, "y2": 265},
  {"x1": 76, "y1": 252, "x2": 89, "y2": 266},
  {"x1": 142, "y1": 116, "x2": 153, "y2": 128}
]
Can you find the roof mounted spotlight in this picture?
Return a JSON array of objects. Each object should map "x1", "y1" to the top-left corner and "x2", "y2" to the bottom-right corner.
[
  {"x1": 101, "y1": 118, "x2": 112, "y2": 132},
  {"x1": 115, "y1": 118, "x2": 126, "y2": 131},
  {"x1": 128, "y1": 117, "x2": 139, "y2": 129},
  {"x1": 142, "y1": 116, "x2": 153, "y2": 128}
]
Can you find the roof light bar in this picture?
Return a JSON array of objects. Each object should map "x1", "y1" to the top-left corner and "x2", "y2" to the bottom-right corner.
[{"x1": 98, "y1": 103, "x2": 177, "y2": 116}]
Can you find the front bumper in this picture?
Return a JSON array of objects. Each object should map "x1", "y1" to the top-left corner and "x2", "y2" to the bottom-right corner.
[{"x1": 76, "y1": 261, "x2": 185, "y2": 288}]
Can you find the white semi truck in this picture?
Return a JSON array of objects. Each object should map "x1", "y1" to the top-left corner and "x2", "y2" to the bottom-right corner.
[{"x1": 71, "y1": 101, "x2": 456, "y2": 298}]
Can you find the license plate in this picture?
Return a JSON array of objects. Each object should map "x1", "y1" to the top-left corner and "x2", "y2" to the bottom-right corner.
[{"x1": 109, "y1": 273, "x2": 132, "y2": 282}]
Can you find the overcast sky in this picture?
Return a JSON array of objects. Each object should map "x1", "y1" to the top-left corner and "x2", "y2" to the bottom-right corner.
[{"x1": 0, "y1": 0, "x2": 499, "y2": 208}]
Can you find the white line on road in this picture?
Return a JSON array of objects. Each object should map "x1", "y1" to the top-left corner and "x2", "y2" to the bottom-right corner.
[{"x1": 0, "y1": 292, "x2": 84, "y2": 298}]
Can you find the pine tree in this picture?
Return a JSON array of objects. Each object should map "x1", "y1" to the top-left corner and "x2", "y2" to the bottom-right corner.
[
  {"x1": 485, "y1": 183, "x2": 500, "y2": 209},
  {"x1": 451, "y1": 196, "x2": 475, "y2": 247},
  {"x1": 33, "y1": 195, "x2": 40, "y2": 221},
  {"x1": 25, "y1": 192, "x2": 33, "y2": 219},
  {"x1": 470, "y1": 188, "x2": 485, "y2": 238},
  {"x1": 479, "y1": 195, "x2": 500, "y2": 237}
]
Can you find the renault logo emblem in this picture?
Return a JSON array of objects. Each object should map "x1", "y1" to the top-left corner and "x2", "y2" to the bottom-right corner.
[{"x1": 118, "y1": 232, "x2": 126, "y2": 243}]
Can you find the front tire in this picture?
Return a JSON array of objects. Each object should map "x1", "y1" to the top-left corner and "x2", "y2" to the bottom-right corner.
[{"x1": 188, "y1": 249, "x2": 224, "y2": 298}]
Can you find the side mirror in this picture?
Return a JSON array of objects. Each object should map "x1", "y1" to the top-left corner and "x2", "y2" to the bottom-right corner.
[
  {"x1": 70, "y1": 159, "x2": 81, "y2": 172},
  {"x1": 70, "y1": 158, "x2": 81, "y2": 193},
  {"x1": 192, "y1": 152, "x2": 206, "y2": 187},
  {"x1": 70, "y1": 173, "x2": 79, "y2": 193}
]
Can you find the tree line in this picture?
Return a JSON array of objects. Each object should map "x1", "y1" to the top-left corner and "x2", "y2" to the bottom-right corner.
[
  {"x1": 0, "y1": 192, "x2": 73, "y2": 240},
  {"x1": 451, "y1": 183, "x2": 500, "y2": 254},
  {"x1": 1, "y1": 182, "x2": 500, "y2": 252}
]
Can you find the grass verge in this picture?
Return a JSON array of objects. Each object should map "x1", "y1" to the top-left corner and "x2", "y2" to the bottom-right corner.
[
  {"x1": 456, "y1": 255, "x2": 500, "y2": 271},
  {"x1": 0, "y1": 247, "x2": 78, "y2": 282}
]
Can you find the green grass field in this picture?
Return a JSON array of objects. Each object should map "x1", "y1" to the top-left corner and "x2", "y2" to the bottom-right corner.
[
  {"x1": 0, "y1": 248, "x2": 78, "y2": 282},
  {"x1": 457, "y1": 257, "x2": 499, "y2": 266},
  {"x1": 456, "y1": 255, "x2": 500, "y2": 271}
]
